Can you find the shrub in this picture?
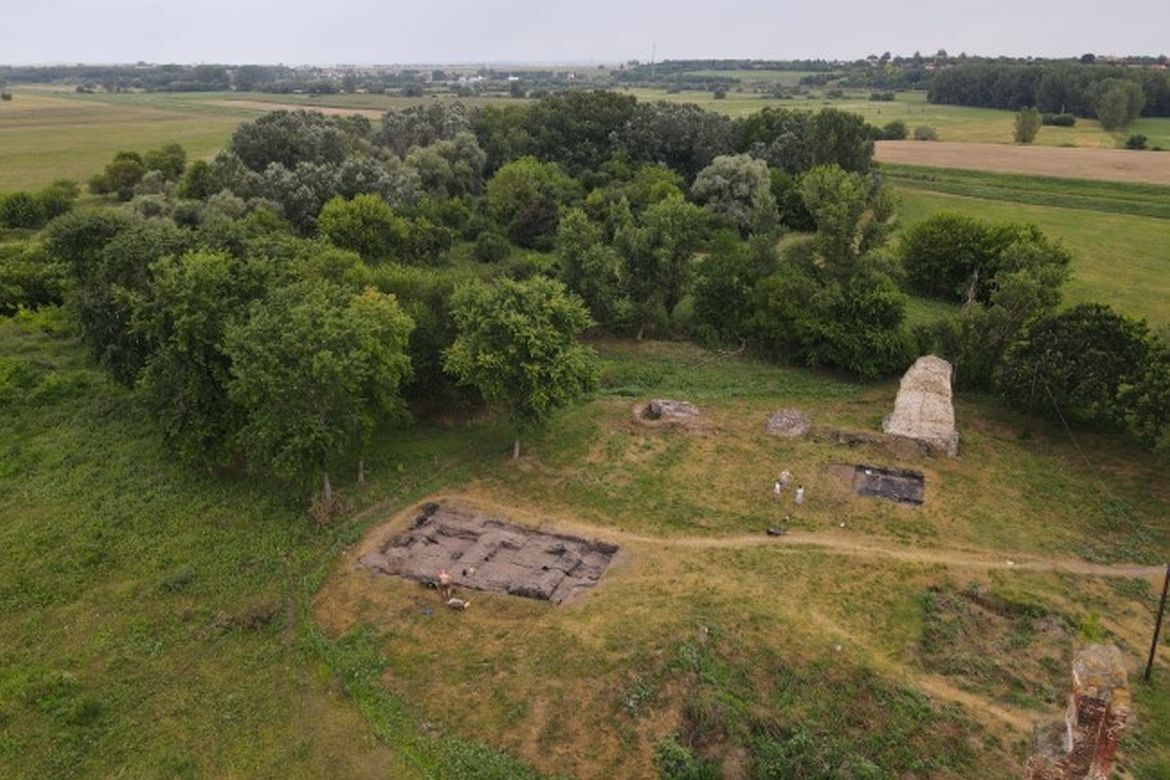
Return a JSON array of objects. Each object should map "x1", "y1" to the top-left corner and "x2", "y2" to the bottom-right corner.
[
  {"x1": 0, "y1": 92, "x2": 12, "y2": 102},
  {"x1": 712, "y1": 89, "x2": 726, "y2": 100},
  {"x1": 472, "y1": 231, "x2": 511, "y2": 263},
  {"x1": 1042, "y1": 113, "x2": 1076, "y2": 127},
  {"x1": 913, "y1": 126, "x2": 938, "y2": 141},
  {"x1": 880, "y1": 119, "x2": 908, "y2": 140},
  {"x1": 1125, "y1": 134, "x2": 1148, "y2": 150},
  {"x1": 869, "y1": 91, "x2": 896, "y2": 101}
]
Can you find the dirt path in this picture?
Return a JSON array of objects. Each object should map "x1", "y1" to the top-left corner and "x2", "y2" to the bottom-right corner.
[
  {"x1": 399, "y1": 492, "x2": 1165, "y2": 582},
  {"x1": 875, "y1": 140, "x2": 1170, "y2": 185},
  {"x1": 200, "y1": 99, "x2": 386, "y2": 119}
]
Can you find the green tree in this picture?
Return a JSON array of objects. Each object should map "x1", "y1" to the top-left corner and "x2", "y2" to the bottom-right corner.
[
  {"x1": 225, "y1": 280, "x2": 414, "y2": 496},
  {"x1": 620, "y1": 194, "x2": 709, "y2": 338},
  {"x1": 689, "y1": 154, "x2": 777, "y2": 235},
  {"x1": 443, "y1": 276, "x2": 599, "y2": 459},
  {"x1": 555, "y1": 208, "x2": 628, "y2": 330},
  {"x1": 997, "y1": 303, "x2": 1149, "y2": 425},
  {"x1": 523, "y1": 90, "x2": 637, "y2": 174},
  {"x1": 1014, "y1": 107, "x2": 1042, "y2": 143},
  {"x1": 317, "y1": 194, "x2": 408, "y2": 262},
  {"x1": 692, "y1": 231, "x2": 777, "y2": 346},
  {"x1": 485, "y1": 156, "x2": 580, "y2": 249},
  {"x1": 807, "y1": 108, "x2": 875, "y2": 173},
  {"x1": 900, "y1": 214, "x2": 1070, "y2": 303},
  {"x1": 143, "y1": 144, "x2": 188, "y2": 180},
  {"x1": 798, "y1": 165, "x2": 896, "y2": 277},
  {"x1": 90, "y1": 151, "x2": 148, "y2": 200},
  {"x1": 1094, "y1": 79, "x2": 1146, "y2": 131},
  {"x1": 134, "y1": 250, "x2": 271, "y2": 465}
]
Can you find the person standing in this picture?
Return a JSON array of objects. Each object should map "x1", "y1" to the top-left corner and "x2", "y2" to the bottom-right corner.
[{"x1": 794, "y1": 485, "x2": 805, "y2": 507}]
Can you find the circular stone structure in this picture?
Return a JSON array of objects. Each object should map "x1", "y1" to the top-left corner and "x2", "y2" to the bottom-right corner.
[{"x1": 765, "y1": 408, "x2": 811, "y2": 438}]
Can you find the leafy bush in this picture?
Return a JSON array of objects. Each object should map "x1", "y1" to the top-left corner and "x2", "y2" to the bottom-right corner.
[
  {"x1": 653, "y1": 736, "x2": 720, "y2": 780},
  {"x1": 1042, "y1": 113, "x2": 1076, "y2": 127},
  {"x1": 1125, "y1": 134, "x2": 1148, "y2": 150},
  {"x1": 869, "y1": 91, "x2": 896, "y2": 101},
  {"x1": 913, "y1": 126, "x2": 938, "y2": 141},
  {"x1": 880, "y1": 120, "x2": 908, "y2": 140},
  {"x1": 472, "y1": 231, "x2": 511, "y2": 263}
]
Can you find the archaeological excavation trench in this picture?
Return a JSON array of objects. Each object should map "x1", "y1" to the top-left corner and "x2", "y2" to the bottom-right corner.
[{"x1": 358, "y1": 503, "x2": 619, "y2": 604}]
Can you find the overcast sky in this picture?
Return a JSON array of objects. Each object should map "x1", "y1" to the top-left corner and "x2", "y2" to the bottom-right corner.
[{"x1": 5, "y1": 0, "x2": 1167, "y2": 65}]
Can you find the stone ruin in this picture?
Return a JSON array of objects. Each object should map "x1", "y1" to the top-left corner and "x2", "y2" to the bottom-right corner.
[
  {"x1": 765, "y1": 408, "x2": 811, "y2": 438},
  {"x1": 358, "y1": 503, "x2": 619, "y2": 605},
  {"x1": 827, "y1": 463, "x2": 925, "y2": 505},
  {"x1": 882, "y1": 355, "x2": 959, "y2": 457},
  {"x1": 642, "y1": 398, "x2": 700, "y2": 423},
  {"x1": 1026, "y1": 644, "x2": 1131, "y2": 780}
]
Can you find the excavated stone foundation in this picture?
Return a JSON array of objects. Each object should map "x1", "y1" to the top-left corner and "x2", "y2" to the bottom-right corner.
[{"x1": 358, "y1": 503, "x2": 619, "y2": 604}]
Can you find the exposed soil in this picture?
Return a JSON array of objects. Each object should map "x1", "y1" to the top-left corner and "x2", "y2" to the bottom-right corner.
[
  {"x1": 357, "y1": 502, "x2": 619, "y2": 604},
  {"x1": 875, "y1": 140, "x2": 1170, "y2": 185},
  {"x1": 199, "y1": 99, "x2": 386, "y2": 119},
  {"x1": 827, "y1": 463, "x2": 926, "y2": 505}
]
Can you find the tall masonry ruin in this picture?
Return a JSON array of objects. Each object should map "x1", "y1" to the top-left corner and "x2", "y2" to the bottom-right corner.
[
  {"x1": 883, "y1": 355, "x2": 959, "y2": 456},
  {"x1": 1026, "y1": 644, "x2": 1131, "y2": 780}
]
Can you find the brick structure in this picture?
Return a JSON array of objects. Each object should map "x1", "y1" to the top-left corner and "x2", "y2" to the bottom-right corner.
[{"x1": 1025, "y1": 644, "x2": 1131, "y2": 780}]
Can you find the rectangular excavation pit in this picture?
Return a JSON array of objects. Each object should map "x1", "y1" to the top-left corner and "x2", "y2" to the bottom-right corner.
[
  {"x1": 829, "y1": 463, "x2": 925, "y2": 505},
  {"x1": 358, "y1": 504, "x2": 619, "y2": 604}
]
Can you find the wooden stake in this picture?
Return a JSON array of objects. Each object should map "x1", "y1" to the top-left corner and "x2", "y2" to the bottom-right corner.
[{"x1": 1145, "y1": 563, "x2": 1170, "y2": 683}]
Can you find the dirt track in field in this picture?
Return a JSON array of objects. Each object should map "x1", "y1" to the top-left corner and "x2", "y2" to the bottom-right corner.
[
  {"x1": 201, "y1": 99, "x2": 385, "y2": 119},
  {"x1": 876, "y1": 140, "x2": 1170, "y2": 184}
]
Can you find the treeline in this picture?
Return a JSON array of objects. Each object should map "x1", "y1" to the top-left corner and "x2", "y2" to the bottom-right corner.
[{"x1": 928, "y1": 62, "x2": 1170, "y2": 120}]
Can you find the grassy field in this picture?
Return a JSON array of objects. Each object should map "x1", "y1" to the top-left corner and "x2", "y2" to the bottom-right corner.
[
  {"x1": 3, "y1": 310, "x2": 1169, "y2": 778},
  {"x1": 894, "y1": 187, "x2": 1170, "y2": 327}
]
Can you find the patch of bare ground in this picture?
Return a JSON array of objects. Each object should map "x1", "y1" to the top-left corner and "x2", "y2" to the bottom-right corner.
[
  {"x1": 199, "y1": 99, "x2": 386, "y2": 119},
  {"x1": 875, "y1": 140, "x2": 1170, "y2": 185}
]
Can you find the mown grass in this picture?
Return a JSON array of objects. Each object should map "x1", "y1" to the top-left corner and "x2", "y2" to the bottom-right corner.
[
  {"x1": 883, "y1": 164, "x2": 1170, "y2": 220},
  {"x1": 895, "y1": 189, "x2": 1170, "y2": 327}
]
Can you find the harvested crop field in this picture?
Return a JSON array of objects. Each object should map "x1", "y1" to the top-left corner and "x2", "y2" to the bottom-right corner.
[
  {"x1": 876, "y1": 141, "x2": 1170, "y2": 185},
  {"x1": 199, "y1": 99, "x2": 386, "y2": 119}
]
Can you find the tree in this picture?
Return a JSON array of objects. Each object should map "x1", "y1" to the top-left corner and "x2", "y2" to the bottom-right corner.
[
  {"x1": 753, "y1": 165, "x2": 910, "y2": 378},
  {"x1": 485, "y1": 156, "x2": 580, "y2": 249},
  {"x1": 997, "y1": 303, "x2": 1149, "y2": 425},
  {"x1": 619, "y1": 194, "x2": 709, "y2": 337},
  {"x1": 142, "y1": 144, "x2": 188, "y2": 180},
  {"x1": 443, "y1": 276, "x2": 599, "y2": 459},
  {"x1": 900, "y1": 214, "x2": 1070, "y2": 303},
  {"x1": 798, "y1": 165, "x2": 895, "y2": 277},
  {"x1": 133, "y1": 250, "x2": 271, "y2": 465},
  {"x1": 230, "y1": 110, "x2": 356, "y2": 171},
  {"x1": 470, "y1": 104, "x2": 534, "y2": 174},
  {"x1": 692, "y1": 231, "x2": 776, "y2": 346},
  {"x1": 1094, "y1": 80, "x2": 1145, "y2": 131},
  {"x1": 404, "y1": 132, "x2": 487, "y2": 199},
  {"x1": 523, "y1": 90, "x2": 637, "y2": 174},
  {"x1": 90, "y1": 151, "x2": 147, "y2": 200},
  {"x1": 1014, "y1": 107, "x2": 1042, "y2": 144},
  {"x1": 225, "y1": 280, "x2": 414, "y2": 496},
  {"x1": 555, "y1": 208, "x2": 628, "y2": 330},
  {"x1": 806, "y1": 108, "x2": 875, "y2": 172},
  {"x1": 377, "y1": 102, "x2": 471, "y2": 157},
  {"x1": 617, "y1": 101, "x2": 738, "y2": 180},
  {"x1": 317, "y1": 194, "x2": 407, "y2": 262},
  {"x1": 690, "y1": 154, "x2": 777, "y2": 235}
]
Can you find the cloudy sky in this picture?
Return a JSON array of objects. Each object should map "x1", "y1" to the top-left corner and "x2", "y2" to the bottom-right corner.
[{"x1": 6, "y1": 0, "x2": 1167, "y2": 64}]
